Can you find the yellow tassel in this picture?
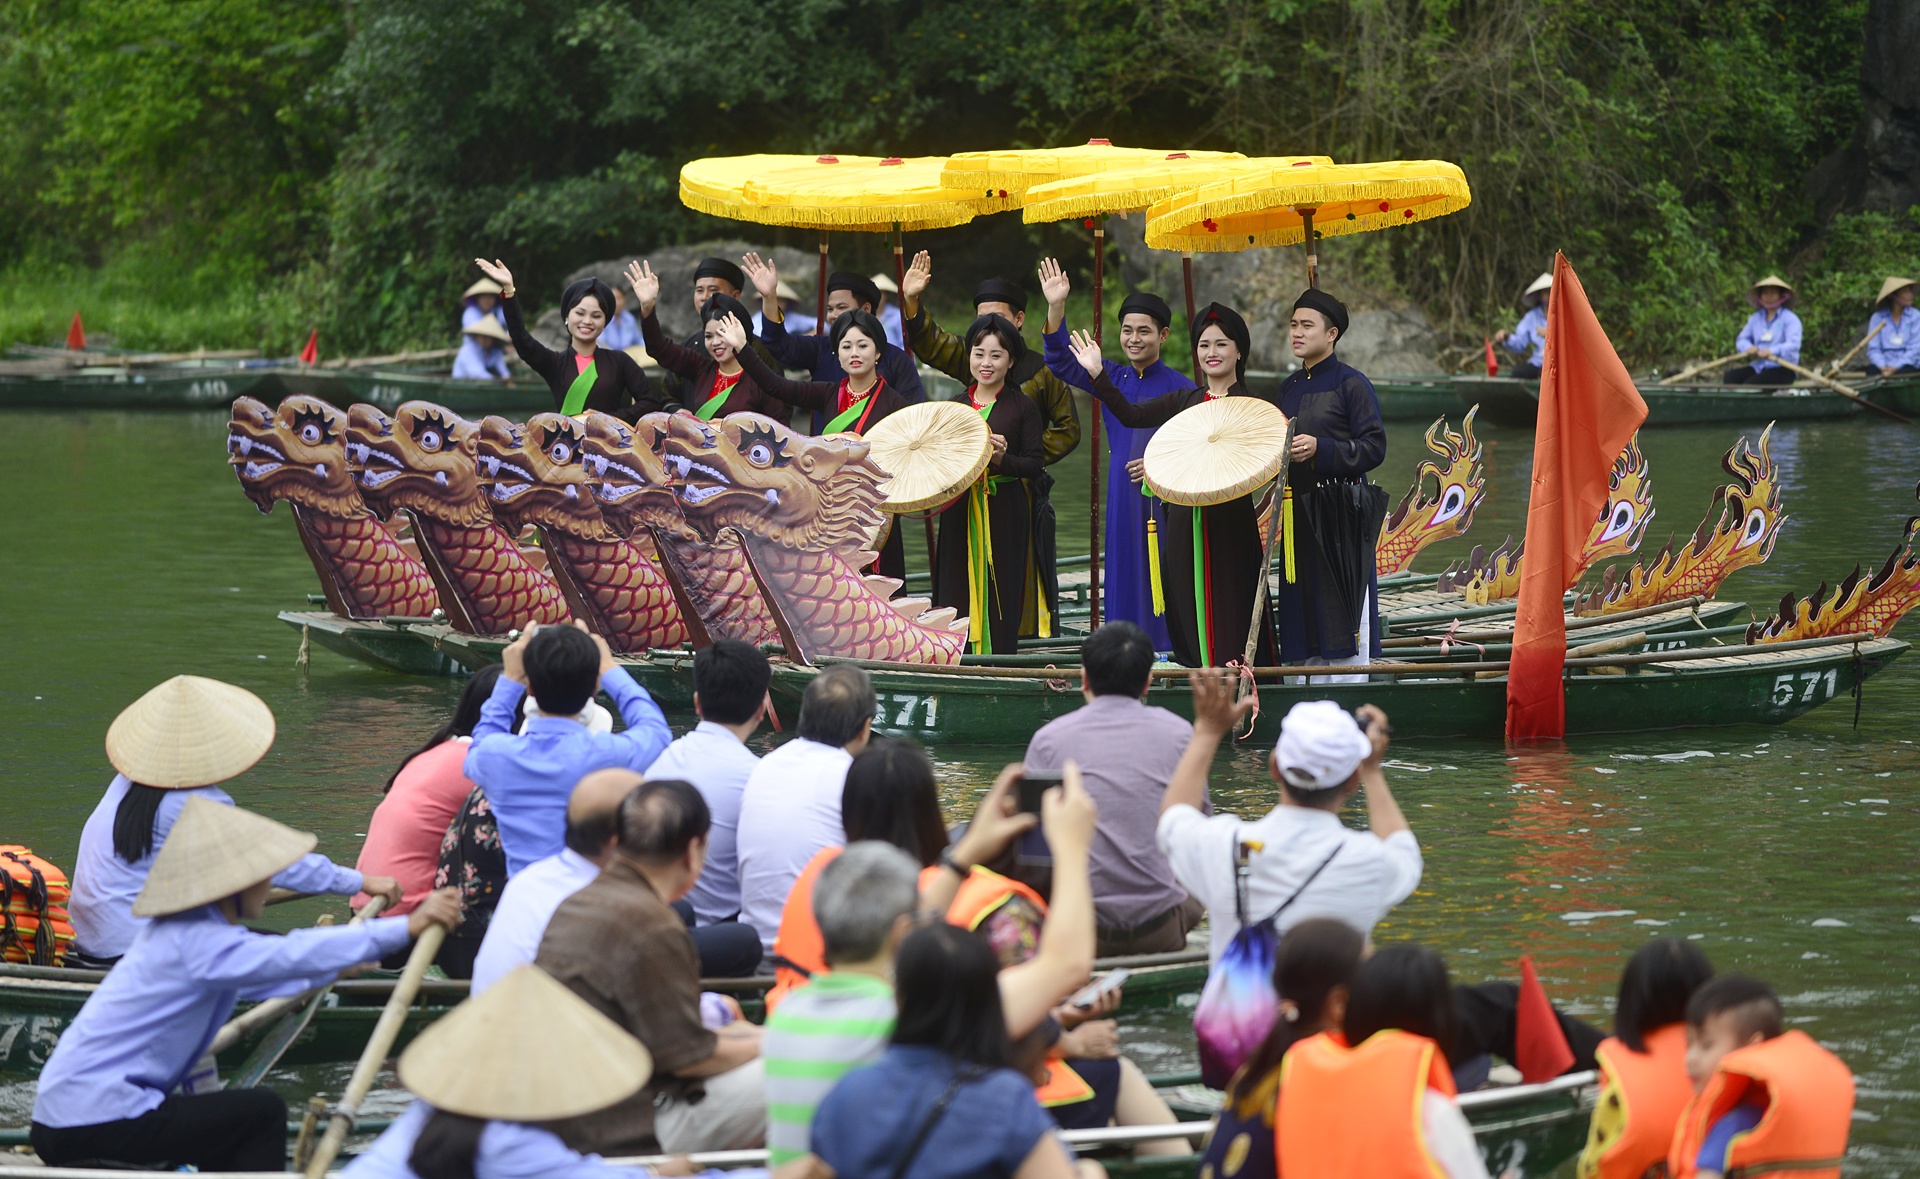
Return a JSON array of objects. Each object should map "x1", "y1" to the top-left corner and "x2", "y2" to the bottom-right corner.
[
  {"x1": 1147, "y1": 517, "x2": 1166, "y2": 616},
  {"x1": 1282, "y1": 489, "x2": 1297, "y2": 584}
]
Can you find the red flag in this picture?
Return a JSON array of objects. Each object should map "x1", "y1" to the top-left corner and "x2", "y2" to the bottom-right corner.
[
  {"x1": 1505, "y1": 254, "x2": 1648, "y2": 740},
  {"x1": 66, "y1": 311, "x2": 86, "y2": 351},
  {"x1": 1484, "y1": 335, "x2": 1498, "y2": 377},
  {"x1": 1514, "y1": 955, "x2": 1575, "y2": 1082},
  {"x1": 299, "y1": 330, "x2": 319, "y2": 366}
]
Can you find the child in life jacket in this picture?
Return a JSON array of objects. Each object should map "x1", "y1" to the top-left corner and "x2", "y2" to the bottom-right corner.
[
  {"x1": 1578, "y1": 939, "x2": 1715, "y2": 1179},
  {"x1": 1670, "y1": 974, "x2": 1853, "y2": 1179}
]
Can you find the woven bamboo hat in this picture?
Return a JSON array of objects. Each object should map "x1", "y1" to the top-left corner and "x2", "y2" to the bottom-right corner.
[
  {"x1": 106, "y1": 675, "x2": 276, "y2": 789},
  {"x1": 463, "y1": 316, "x2": 511, "y2": 343},
  {"x1": 775, "y1": 279, "x2": 800, "y2": 302},
  {"x1": 870, "y1": 272, "x2": 899, "y2": 294},
  {"x1": 1522, "y1": 272, "x2": 1553, "y2": 307},
  {"x1": 132, "y1": 796, "x2": 317, "y2": 917},
  {"x1": 862, "y1": 401, "x2": 993, "y2": 512},
  {"x1": 1143, "y1": 397, "x2": 1290, "y2": 507},
  {"x1": 461, "y1": 278, "x2": 504, "y2": 301},
  {"x1": 1877, "y1": 276, "x2": 1917, "y2": 305},
  {"x1": 398, "y1": 965, "x2": 654, "y2": 1121},
  {"x1": 1746, "y1": 275, "x2": 1796, "y2": 308}
]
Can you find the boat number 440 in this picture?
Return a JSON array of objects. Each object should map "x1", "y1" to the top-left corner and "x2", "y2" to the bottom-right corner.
[{"x1": 1771, "y1": 669, "x2": 1838, "y2": 707}]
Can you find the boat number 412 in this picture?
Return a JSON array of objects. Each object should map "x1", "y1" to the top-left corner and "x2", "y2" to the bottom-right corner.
[{"x1": 1771, "y1": 669, "x2": 1837, "y2": 707}]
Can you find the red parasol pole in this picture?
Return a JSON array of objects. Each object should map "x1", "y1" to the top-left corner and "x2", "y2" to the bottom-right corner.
[
  {"x1": 893, "y1": 223, "x2": 906, "y2": 293},
  {"x1": 1300, "y1": 207, "x2": 1319, "y2": 289},
  {"x1": 1089, "y1": 221, "x2": 1105, "y2": 629},
  {"x1": 1183, "y1": 251, "x2": 1198, "y2": 379},
  {"x1": 817, "y1": 232, "x2": 829, "y2": 335}
]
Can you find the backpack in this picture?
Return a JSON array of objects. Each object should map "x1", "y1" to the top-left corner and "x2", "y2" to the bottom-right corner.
[
  {"x1": 0, "y1": 845, "x2": 76, "y2": 967},
  {"x1": 1192, "y1": 838, "x2": 1340, "y2": 1089}
]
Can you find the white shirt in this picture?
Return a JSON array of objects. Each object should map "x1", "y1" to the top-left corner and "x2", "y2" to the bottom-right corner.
[
  {"x1": 736, "y1": 738, "x2": 853, "y2": 950},
  {"x1": 470, "y1": 849, "x2": 602, "y2": 994},
  {"x1": 646, "y1": 721, "x2": 761, "y2": 925},
  {"x1": 1157, "y1": 802, "x2": 1422, "y2": 962},
  {"x1": 1424, "y1": 1090, "x2": 1492, "y2": 1179}
]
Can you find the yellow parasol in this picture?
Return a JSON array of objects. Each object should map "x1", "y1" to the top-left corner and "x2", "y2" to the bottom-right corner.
[{"x1": 1144, "y1": 159, "x2": 1471, "y2": 286}]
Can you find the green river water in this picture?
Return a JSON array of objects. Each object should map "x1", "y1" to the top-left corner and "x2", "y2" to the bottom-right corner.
[{"x1": 1, "y1": 403, "x2": 1916, "y2": 1173}]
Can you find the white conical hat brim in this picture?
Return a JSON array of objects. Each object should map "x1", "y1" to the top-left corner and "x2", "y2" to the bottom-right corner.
[
  {"x1": 463, "y1": 318, "x2": 511, "y2": 342},
  {"x1": 1746, "y1": 275, "x2": 1796, "y2": 307},
  {"x1": 462, "y1": 278, "x2": 504, "y2": 300},
  {"x1": 1523, "y1": 273, "x2": 1553, "y2": 297},
  {"x1": 399, "y1": 966, "x2": 654, "y2": 1121},
  {"x1": 106, "y1": 675, "x2": 275, "y2": 789},
  {"x1": 1877, "y1": 276, "x2": 1916, "y2": 304},
  {"x1": 1144, "y1": 397, "x2": 1290, "y2": 507},
  {"x1": 132, "y1": 796, "x2": 317, "y2": 917},
  {"x1": 863, "y1": 401, "x2": 993, "y2": 513}
]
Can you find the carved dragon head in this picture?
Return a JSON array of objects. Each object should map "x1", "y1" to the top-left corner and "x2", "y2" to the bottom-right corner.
[
  {"x1": 578, "y1": 412, "x2": 693, "y2": 540},
  {"x1": 655, "y1": 412, "x2": 886, "y2": 552},
  {"x1": 1376, "y1": 408, "x2": 1486, "y2": 575},
  {"x1": 1747, "y1": 478, "x2": 1920, "y2": 642},
  {"x1": 227, "y1": 395, "x2": 366, "y2": 518},
  {"x1": 344, "y1": 401, "x2": 492, "y2": 528},
  {"x1": 1576, "y1": 433, "x2": 1655, "y2": 577},
  {"x1": 471, "y1": 413, "x2": 620, "y2": 541}
]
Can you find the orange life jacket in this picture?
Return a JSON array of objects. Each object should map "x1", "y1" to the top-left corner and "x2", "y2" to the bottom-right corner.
[
  {"x1": 1579, "y1": 1024, "x2": 1695, "y2": 1179},
  {"x1": 1276, "y1": 1029, "x2": 1457, "y2": 1179},
  {"x1": 1667, "y1": 1030, "x2": 1853, "y2": 1179},
  {"x1": 0, "y1": 846, "x2": 74, "y2": 967},
  {"x1": 765, "y1": 846, "x2": 843, "y2": 1015},
  {"x1": 915, "y1": 864, "x2": 1048, "y2": 931}
]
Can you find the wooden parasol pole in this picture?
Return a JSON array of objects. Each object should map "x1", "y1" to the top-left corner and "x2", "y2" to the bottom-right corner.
[
  {"x1": 1300, "y1": 208, "x2": 1318, "y2": 289},
  {"x1": 1090, "y1": 220, "x2": 1105, "y2": 629},
  {"x1": 1245, "y1": 422, "x2": 1296, "y2": 666},
  {"x1": 303, "y1": 924, "x2": 447, "y2": 1178},
  {"x1": 893, "y1": 223, "x2": 906, "y2": 293},
  {"x1": 816, "y1": 232, "x2": 829, "y2": 335},
  {"x1": 897, "y1": 219, "x2": 934, "y2": 573},
  {"x1": 1183, "y1": 252, "x2": 1198, "y2": 379},
  {"x1": 1828, "y1": 321, "x2": 1885, "y2": 375},
  {"x1": 1768, "y1": 357, "x2": 1912, "y2": 423}
]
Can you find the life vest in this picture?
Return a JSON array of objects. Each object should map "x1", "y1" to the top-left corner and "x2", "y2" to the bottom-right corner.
[
  {"x1": 1667, "y1": 1030, "x2": 1852, "y2": 1179},
  {"x1": 1579, "y1": 1024, "x2": 1695, "y2": 1179},
  {"x1": 765, "y1": 846, "x2": 843, "y2": 1015},
  {"x1": 915, "y1": 863, "x2": 1048, "y2": 930},
  {"x1": 1034, "y1": 1057, "x2": 1097, "y2": 1107},
  {"x1": 0, "y1": 846, "x2": 75, "y2": 967},
  {"x1": 1276, "y1": 1029, "x2": 1456, "y2": 1179}
]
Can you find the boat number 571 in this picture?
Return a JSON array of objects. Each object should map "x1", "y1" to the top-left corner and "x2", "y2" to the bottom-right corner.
[{"x1": 1771, "y1": 669, "x2": 1837, "y2": 707}]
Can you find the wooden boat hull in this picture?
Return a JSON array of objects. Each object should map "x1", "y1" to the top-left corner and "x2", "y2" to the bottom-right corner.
[
  {"x1": 1449, "y1": 373, "x2": 1920, "y2": 429},
  {"x1": 328, "y1": 370, "x2": 558, "y2": 416},
  {"x1": 1370, "y1": 376, "x2": 1466, "y2": 422},
  {"x1": 417, "y1": 627, "x2": 696, "y2": 708},
  {"x1": 0, "y1": 368, "x2": 263, "y2": 410},
  {"x1": 277, "y1": 611, "x2": 464, "y2": 677},
  {"x1": 761, "y1": 638, "x2": 1907, "y2": 744}
]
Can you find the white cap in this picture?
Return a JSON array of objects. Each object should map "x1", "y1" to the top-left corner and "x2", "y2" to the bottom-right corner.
[
  {"x1": 522, "y1": 695, "x2": 615, "y2": 735},
  {"x1": 1273, "y1": 700, "x2": 1373, "y2": 790}
]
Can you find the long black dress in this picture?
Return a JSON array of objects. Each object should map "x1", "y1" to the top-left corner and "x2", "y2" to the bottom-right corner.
[
  {"x1": 502, "y1": 295, "x2": 660, "y2": 420},
  {"x1": 932, "y1": 391, "x2": 1043, "y2": 655},
  {"x1": 1086, "y1": 374, "x2": 1279, "y2": 668},
  {"x1": 734, "y1": 346, "x2": 911, "y2": 580}
]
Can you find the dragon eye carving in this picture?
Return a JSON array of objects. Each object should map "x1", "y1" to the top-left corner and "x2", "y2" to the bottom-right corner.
[
  {"x1": 1736, "y1": 506, "x2": 1768, "y2": 549},
  {"x1": 736, "y1": 425, "x2": 790, "y2": 469},
  {"x1": 291, "y1": 409, "x2": 334, "y2": 447},
  {"x1": 1430, "y1": 483, "x2": 1468, "y2": 526},
  {"x1": 410, "y1": 413, "x2": 454, "y2": 453},
  {"x1": 1597, "y1": 498, "x2": 1639, "y2": 542},
  {"x1": 550, "y1": 439, "x2": 573, "y2": 464}
]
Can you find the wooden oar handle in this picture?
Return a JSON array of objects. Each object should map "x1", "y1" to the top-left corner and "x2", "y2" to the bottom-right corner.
[{"x1": 209, "y1": 896, "x2": 389, "y2": 1057}]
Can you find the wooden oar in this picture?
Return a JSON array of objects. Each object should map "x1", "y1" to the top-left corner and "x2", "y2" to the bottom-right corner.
[
  {"x1": 1765, "y1": 357, "x2": 1913, "y2": 424},
  {"x1": 303, "y1": 923, "x2": 447, "y2": 1178},
  {"x1": 1243, "y1": 421, "x2": 1297, "y2": 666},
  {"x1": 222, "y1": 898, "x2": 390, "y2": 1088},
  {"x1": 1657, "y1": 352, "x2": 1750, "y2": 386},
  {"x1": 1380, "y1": 596, "x2": 1708, "y2": 648},
  {"x1": 1828, "y1": 322, "x2": 1886, "y2": 375}
]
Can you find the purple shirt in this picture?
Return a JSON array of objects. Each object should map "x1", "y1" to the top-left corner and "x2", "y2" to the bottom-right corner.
[{"x1": 1024, "y1": 694, "x2": 1200, "y2": 928}]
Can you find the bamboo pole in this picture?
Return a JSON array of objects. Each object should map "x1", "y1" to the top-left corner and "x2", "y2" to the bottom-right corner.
[
  {"x1": 815, "y1": 233, "x2": 829, "y2": 336},
  {"x1": 303, "y1": 924, "x2": 447, "y2": 1178},
  {"x1": 209, "y1": 897, "x2": 387, "y2": 1057},
  {"x1": 1243, "y1": 423, "x2": 1295, "y2": 665},
  {"x1": 1090, "y1": 221, "x2": 1105, "y2": 629},
  {"x1": 1767, "y1": 357, "x2": 1913, "y2": 423},
  {"x1": 1828, "y1": 321, "x2": 1885, "y2": 375},
  {"x1": 1182, "y1": 251, "x2": 1198, "y2": 379},
  {"x1": 1656, "y1": 352, "x2": 1751, "y2": 385},
  {"x1": 1378, "y1": 595, "x2": 1708, "y2": 647}
]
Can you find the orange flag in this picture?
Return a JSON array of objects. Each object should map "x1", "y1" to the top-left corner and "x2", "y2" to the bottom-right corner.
[
  {"x1": 1505, "y1": 254, "x2": 1647, "y2": 740},
  {"x1": 1515, "y1": 955, "x2": 1576, "y2": 1082},
  {"x1": 66, "y1": 311, "x2": 86, "y2": 351},
  {"x1": 299, "y1": 330, "x2": 319, "y2": 366}
]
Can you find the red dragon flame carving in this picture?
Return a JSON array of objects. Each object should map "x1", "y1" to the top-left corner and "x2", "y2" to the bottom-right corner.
[{"x1": 1376, "y1": 408, "x2": 1487, "y2": 575}]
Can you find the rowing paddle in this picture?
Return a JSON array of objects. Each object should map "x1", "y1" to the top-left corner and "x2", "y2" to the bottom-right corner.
[{"x1": 209, "y1": 896, "x2": 387, "y2": 1062}]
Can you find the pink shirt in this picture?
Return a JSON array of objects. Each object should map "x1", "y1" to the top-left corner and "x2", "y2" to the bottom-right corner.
[
  {"x1": 354, "y1": 739, "x2": 474, "y2": 914},
  {"x1": 574, "y1": 351, "x2": 593, "y2": 374}
]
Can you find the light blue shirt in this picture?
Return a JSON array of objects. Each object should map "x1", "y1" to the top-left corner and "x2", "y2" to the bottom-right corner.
[
  {"x1": 463, "y1": 303, "x2": 506, "y2": 329},
  {"x1": 1736, "y1": 307, "x2": 1802, "y2": 371},
  {"x1": 464, "y1": 672, "x2": 671, "y2": 876},
  {"x1": 453, "y1": 336, "x2": 510, "y2": 380},
  {"x1": 344, "y1": 1100, "x2": 724, "y2": 1179},
  {"x1": 34, "y1": 905, "x2": 410, "y2": 1127},
  {"x1": 601, "y1": 310, "x2": 642, "y2": 352},
  {"x1": 646, "y1": 721, "x2": 760, "y2": 925},
  {"x1": 470, "y1": 849, "x2": 600, "y2": 994},
  {"x1": 1867, "y1": 306, "x2": 1920, "y2": 371},
  {"x1": 69, "y1": 775, "x2": 364, "y2": 960},
  {"x1": 879, "y1": 302, "x2": 905, "y2": 349},
  {"x1": 1504, "y1": 305, "x2": 1548, "y2": 366}
]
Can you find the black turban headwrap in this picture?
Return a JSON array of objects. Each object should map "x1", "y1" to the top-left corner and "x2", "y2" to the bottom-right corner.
[
  {"x1": 694, "y1": 257, "x2": 746, "y2": 291},
  {"x1": 1118, "y1": 292, "x2": 1172, "y2": 328},
  {"x1": 1291, "y1": 288, "x2": 1350, "y2": 338},
  {"x1": 972, "y1": 279, "x2": 1027, "y2": 313},
  {"x1": 700, "y1": 292, "x2": 755, "y2": 338},
  {"x1": 1190, "y1": 301, "x2": 1251, "y2": 380},
  {"x1": 827, "y1": 271, "x2": 883, "y2": 312},
  {"x1": 561, "y1": 277, "x2": 618, "y2": 322},
  {"x1": 830, "y1": 308, "x2": 889, "y2": 353},
  {"x1": 963, "y1": 313, "x2": 1028, "y2": 366}
]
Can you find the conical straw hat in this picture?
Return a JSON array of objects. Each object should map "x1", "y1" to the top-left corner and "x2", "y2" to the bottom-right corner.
[
  {"x1": 399, "y1": 966, "x2": 654, "y2": 1121},
  {"x1": 1143, "y1": 397, "x2": 1291, "y2": 507},
  {"x1": 463, "y1": 316, "x2": 511, "y2": 343},
  {"x1": 132, "y1": 796, "x2": 317, "y2": 917},
  {"x1": 106, "y1": 675, "x2": 276, "y2": 788},
  {"x1": 862, "y1": 401, "x2": 993, "y2": 513},
  {"x1": 462, "y1": 278, "x2": 504, "y2": 300},
  {"x1": 1746, "y1": 275, "x2": 1795, "y2": 307},
  {"x1": 1877, "y1": 276, "x2": 1916, "y2": 305},
  {"x1": 1522, "y1": 272, "x2": 1553, "y2": 306}
]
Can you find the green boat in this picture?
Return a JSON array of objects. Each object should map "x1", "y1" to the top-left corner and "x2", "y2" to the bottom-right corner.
[
  {"x1": 1371, "y1": 374, "x2": 1474, "y2": 421},
  {"x1": 279, "y1": 610, "x2": 466, "y2": 677},
  {"x1": 0, "y1": 366, "x2": 266, "y2": 410},
  {"x1": 1454, "y1": 371, "x2": 1920, "y2": 429},
  {"x1": 327, "y1": 369, "x2": 560, "y2": 416}
]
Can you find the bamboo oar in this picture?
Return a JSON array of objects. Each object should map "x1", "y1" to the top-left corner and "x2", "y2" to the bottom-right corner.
[
  {"x1": 1828, "y1": 322, "x2": 1886, "y2": 375},
  {"x1": 1766, "y1": 357, "x2": 1913, "y2": 423},
  {"x1": 1243, "y1": 422, "x2": 1297, "y2": 666},
  {"x1": 303, "y1": 924, "x2": 447, "y2": 1178},
  {"x1": 266, "y1": 888, "x2": 313, "y2": 906},
  {"x1": 1657, "y1": 352, "x2": 1750, "y2": 385},
  {"x1": 1379, "y1": 596, "x2": 1708, "y2": 648},
  {"x1": 208, "y1": 897, "x2": 388, "y2": 1058}
]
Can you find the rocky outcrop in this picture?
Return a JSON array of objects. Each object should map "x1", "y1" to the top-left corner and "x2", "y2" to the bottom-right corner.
[{"x1": 1808, "y1": 0, "x2": 1920, "y2": 216}]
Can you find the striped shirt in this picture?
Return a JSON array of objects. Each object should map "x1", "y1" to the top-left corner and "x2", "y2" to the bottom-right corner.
[{"x1": 763, "y1": 971, "x2": 896, "y2": 1164}]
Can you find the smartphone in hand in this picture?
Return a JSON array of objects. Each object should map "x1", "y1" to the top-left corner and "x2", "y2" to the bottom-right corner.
[
  {"x1": 1016, "y1": 769, "x2": 1064, "y2": 815},
  {"x1": 1067, "y1": 968, "x2": 1133, "y2": 1009}
]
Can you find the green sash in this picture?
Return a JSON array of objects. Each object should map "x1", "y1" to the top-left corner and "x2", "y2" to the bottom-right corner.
[
  {"x1": 965, "y1": 400, "x2": 999, "y2": 654},
  {"x1": 561, "y1": 358, "x2": 596, "y2": 416},
  {"x1": 1192, "y1": 504, "x2": 1211, "y2": 663},
  {"x1": 824, "y1": 394, "x2": 874, "y2": 434},
  {"x1": 694, "y1": 387, "x2": 730, "y2": 421}
]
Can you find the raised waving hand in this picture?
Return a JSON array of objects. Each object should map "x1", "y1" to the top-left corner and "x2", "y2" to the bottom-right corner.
[
  {"x1": 623, "y1": 260, "x2": 660, "y2": 316},
  {"x1": 1068, "y1": 328, "x2": 1104, "y2": 378},
  {"x1": 473, "y1": 258, "x2": 515, "y2": 293}
]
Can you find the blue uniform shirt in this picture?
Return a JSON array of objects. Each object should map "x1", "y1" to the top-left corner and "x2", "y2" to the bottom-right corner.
[
  {"x1": 1504, "y1": 306, "x2": 1548, "y2": 366},
  {"x1": 600, "y1": 310, "x2": 642, "y2": 352},
  {"x1": 1866, "y1": 307, "x2": 1920, "y2": 371},
  {"x1": 453, "y1": 336, "x2": 511, "y2": 379},
  {"x1": 1736, "y1": 307, "x2": 1802, "y2": 371}
]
